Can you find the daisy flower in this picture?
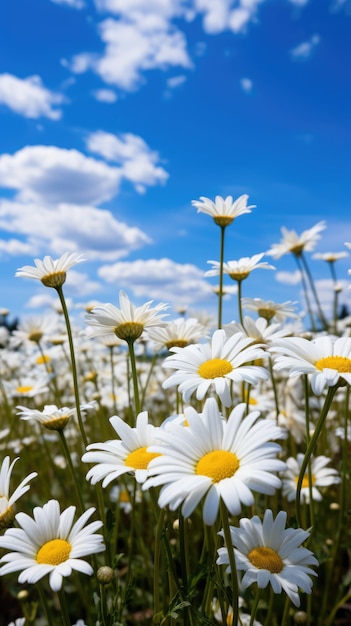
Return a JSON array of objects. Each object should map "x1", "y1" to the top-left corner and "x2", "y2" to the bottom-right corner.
[
  {"x1": 143, "y1": 398, "x2": 286, "y2": 525},
  {"x1": 16, "y1": 403, "x2": 95, "y2": 431},
  {"x1": 82, "y1": 410, "x2": 162, "y2": 486},
  {"x1": 224, "y1": 316, "x2": 291, "y2": 347},
  {"x1": 241, "y1": 298, "x2": 300, "y2": 322},
  {"x1": 266, "y1": 221, "x2": 326, "y2": 259},
  {"x1": 281, "y1": 454, "x2": 340, "y2": 503},
  {"x1": 192, "y1": 194, "x2": 255, "y2": 227},
  {"x1": 146, "y1": 317, "x2": 208, "y2": 351},
  {"x1": 270, "y1": 335, "x2": 351, "y2": 395},
  {"x1": 162, "y1": 329, "x2": 269, "y2": 407},
  {"x1": 313, "y1": 251, "x2": 348, "y2": 263},
  {"x1": 0, "y1": 457, "x2": 37, "y2": 529},
  {"x1": 10, "y1": 315, "x2": 59, "y2": 347},
  {"x1": 217, "y1": 509, "x2": 318, "y2": 607},
  {"x1": 205, "y1": 254, "x2": 275, "y2": 282},
  {"x1": 0, "y1": 499, "x2": 105, "y2": 592},
  {"x1": 15, "y1": 252, "x2": 85, "y2": 288},
  {"x1": 85, "y1": 290, "x2": 168, "y2": 343}
]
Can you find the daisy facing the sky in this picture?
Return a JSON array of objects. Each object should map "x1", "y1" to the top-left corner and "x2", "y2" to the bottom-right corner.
[
  {"x1": 143, "y1": 398, "x2": 286, "y2": 525},
  {"x1": 162, "y1": 328, "x2": 269, "y2": 407},
  {"x1": 217, "y1": 509, "x2": 318, "y2": 608},
  {"x1": 270, "y1": 335, "x2": 351, "y2": 395},
  {"x1": 205, "y1": 255, "x2": 275, "y2": 282},
  {"x1": 0, "y1": 499, "x2": 105, "y2": 592},
  {"x1": 15, "y1": 252, "x2": 86, "y2": 288},
  {"x1": 191, "y1": 194, "x2": 254, "y2": 227}
]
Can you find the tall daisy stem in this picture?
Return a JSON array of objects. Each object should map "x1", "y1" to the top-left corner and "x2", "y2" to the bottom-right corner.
[
  {"x1": 55, "y1": 286, "x2": 88, "y2": 447},
  {"x1": 217, "y1": 225, "x2": 226, "y2": 330},
  {"x1": 296, "y1": 386, "x2": 337, "y2": 527},
  {"x1": 250, "y1": 587, "x2": 262, "y2": 626},
  {"x1": 220, "y1": 499, "x2": 239, "y2": 626},
  {"x1": 37, "y1": 583, "x2": 55, "y2": 626},
  {"x1": 301, "y1": 251, "x2": 328, "y2": 330},
  {"x1": 57, "y1": 587, "x2": 71, "y2": 626},
  {"x1": 126, "y1": 338, "x2": 141, "y2": 417},
  {"x1": 58, "y1": 429, "x2": 85, "y2": 514}
]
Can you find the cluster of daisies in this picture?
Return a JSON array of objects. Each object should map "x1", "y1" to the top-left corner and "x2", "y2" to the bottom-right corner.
[{"x1": 0, "y1": 194, "x2": 350, "y2": 625}]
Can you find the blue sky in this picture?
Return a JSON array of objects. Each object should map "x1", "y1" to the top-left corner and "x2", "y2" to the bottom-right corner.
[{"x1": 1, "y1": 0, "x2": 350, "y2": 326}]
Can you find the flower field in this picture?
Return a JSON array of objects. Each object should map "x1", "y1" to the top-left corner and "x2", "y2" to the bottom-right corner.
[{"x1": 0, "y1": 195, "x2": 350, "y2": 626}]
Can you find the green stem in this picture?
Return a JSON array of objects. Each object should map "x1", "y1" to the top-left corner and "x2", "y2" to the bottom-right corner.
[
  {"x1": 219, "y1": 499, "x2": 239, "y2": 626},
  {"x1": 294, "y1": 255, "x2": 316, "y2": 332},
  {"x1": 295, "y1": 386, "x2": 337, "y2": 527},
  {"x1": 249, "y1": 587, "x2": 262, "y2": 626},
  {"x1": 58, "y1": 429, "x2": 85, "y2": 514},
  {"x1": 56, "y1": 285, "x2": 88, "y2": 447},
  {"x1": 280, "y1": 595, "x2": 290, "y2": 626},
  {"x1": 301, "y1": 251, "x2": 329, "y2": 330},
  {"x1": 303, "y1": 376, "x2": 315, "y2": 532},
  {"x1": 57, "y1": 587, "x2": 71, "y2": 626},
  {"x1": 127, "y1": 338, "x2": 141, "y2": 417},
  {"x1": 236, "y1": 279, "x2": 244, "y2": 326},
  {"x1": 37, "y1": 583, "x2": 55, "y2": 626},
  {"x1": 218, "y1": 225, "x2": 226, "y2": 330},
  {"x1": 109, "y1": 345, "x2": 118, "y2": 416}
]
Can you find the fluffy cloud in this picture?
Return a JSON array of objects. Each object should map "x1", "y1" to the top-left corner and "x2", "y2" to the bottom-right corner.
[
  {"x1": 0, "y1": 137, "x2": 168, "y2": 205},
  {"x1": 0, "y1": 74, "x2": 65, "y2": 120},
  {"x1": 92, "y1": 88, "x2": 118, "y2": 102},
  {"x1": 290, "y1": 34, "x2": 320, "y2": 59},
  {"x1": 98, "y1": 257, "x2": 213, "y2": 305},
  {"x1": 240, "y1": 77, "x2": 253, "y2": 93},
  {"x1": 68, "y1": 15, "x2": 192, "y2": 91},
  {"x1": 0, "y1": 200, "x2": 151, "y2": 261},
  {"x1": 275, "y1": 270, "x2": 301, "y2": 286},
  {"x1": 86, "y1": 131, "x2": 169, "y2": 190}
]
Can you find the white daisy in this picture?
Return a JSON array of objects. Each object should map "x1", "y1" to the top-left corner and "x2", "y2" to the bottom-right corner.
[
  {"x1": 85, "y1": 290, "x2": 168, "y2": 342},
  {"x1": 0, "y1": 499, "x2": 105, "y2": 592},
  {"x1": 266, "y1": 222, "x2": 326, "y2": 259},
  {"x1": 313, "y1": 251, "x2": 348, "y2": 263},
  {"x1": 224, "y1": 316, "x2": 290, "y2": 346},
  {"x1": 217, "y1": 509, "x2": 318, "y2": 607},
  {"x1": 270, "y1": 335, "x2": 351, "y2": 395},
  {"x1": 146, "y1": 317, "x2": 208, "y2": 351},
  {"x1": 241, "y1": 298, "x2": 300, "y2": 322},
  {"x1": 143, "y1": 398, "x2": 286, "y2": 525},
  {"x1": 281, "y1": 454, "x2": 341, "y2": 503},
  {"x1": 82, "y1": 411, "x2": 162, "y2": 486},
  {"x1": 162, "y1": 329, "x2": 269, "y2": 407},
  {"x1": 192, "y1": 194, "x2": 254, "y2": 227},
  {"x1": 15, "y1": 252, "x2": 85, "y2": 288},
  {"x1": 0, "y1": 457, "x2": 37, "y2": 529},
  {"x1": 205, "y1": 255, "x2": 275, "y2": 281},
  {"x1": 16, "y1": 403, "x2": 95, "y2": 431}
]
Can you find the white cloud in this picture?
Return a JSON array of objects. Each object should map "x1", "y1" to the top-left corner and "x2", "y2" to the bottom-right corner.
[
  {"x1": 50, "y1": 0, "x2": 85, "y2": 7},
  {"x1": 240, "y1": 77, "x2": 253, "y2": 93},
  {"x1": 275, "y1": 270, "x2": 301, "y2": 286},
  {"x1": 290, "y1": 34, "x2": 320, "y2": 59},
  {"x1": 0, "y1": 200, "x2": 151, "y2": 261},
  {"x1": 167, "y1": 75, "x2": 186, "y2": 88},
  {"x1": 92, "y1": 88, "x2": 118, "y2": 102},
  {"x1": 68, "y1": 15, "x2": 192, "y2": 91},
  {"x1": 0, "y1": 74, "x2": 65, "y2": 120},
  {"x1": 98, "y1": 257, "x2": 213, "y2": 305},
  {"x1": 86, "y1": 131, "x2": 169, "y2": 190},
  {"x1": 0, "y1": 137, "x2": 168, "y2": 206},
  {"x1": 0, "y1": 145, "x2": 121, "y2": 205}
]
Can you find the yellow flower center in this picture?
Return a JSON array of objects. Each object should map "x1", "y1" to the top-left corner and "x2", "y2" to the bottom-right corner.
[
  {"x1": 115, "y1": 322, "x2": 144, "y2": 342},
  {"x1": 315, "y1": 355, "x2": 351, "y2": 373},
  {"x1": 44, "y1": 416, "x2": 70, "y2": 431},
  {"x1": 295, "y1": 474, "x2": 316, "y2": 488},
  {"x1": 198, "y1": 358, "x2": 233, "y2": 379},
  {"x1": 125, "y1": 446, "x2": 161, "y2": 470},
  {"x1": 165, "y1": 339, "x2": 189, "y2": 349},
  {"x1": 36, "y1": 354, "x2": 50, "y2": 365},
  {"x1": 196, "y1": 450, "x2": 239, "y2": 482},
  {"x1": 229, "y1": 271, "x2": 250, "y2": 281},
  {"x1": 119, "y1": 489, "x2": 130, "y2": 503},
  {"x1": 258, "y1": 308, "x2": 276, "y2": 321},
  {"x1": 213, "y1": 216, "x2": 234, "y2": 227},
  {"x1": 248, "y1": 546, "x2": 284, "y2": 573},
  {"x1": 0, "y1": 498, "x2": 15, "y2": 530},
  {"x1": 36, "y1": 539, "x2": 71, "y2": 565},
  {"x1": 28, "y1": 331, "x2": 43, "y2": 342},
  {"x1": 16, "y1": 385, "x2": 33, "y2": 394},
  {"x1": 41, "y1": 271, "x2": 67, "y2": 288}
]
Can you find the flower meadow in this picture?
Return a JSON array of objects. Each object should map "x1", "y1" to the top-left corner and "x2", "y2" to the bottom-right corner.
[{"x1": 1, "y1": 196, "x2": 351, "y2": 626}]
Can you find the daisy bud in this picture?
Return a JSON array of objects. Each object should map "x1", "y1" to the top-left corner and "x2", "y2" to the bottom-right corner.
[
  {"x1": 97, "y1": 566, "x2": 115, "y2": 584},
  {"x1": 294, "y1": 611, "x2": 308, "y2": 624}
]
